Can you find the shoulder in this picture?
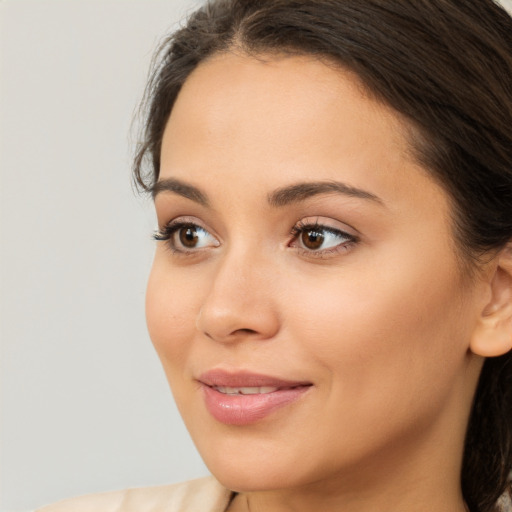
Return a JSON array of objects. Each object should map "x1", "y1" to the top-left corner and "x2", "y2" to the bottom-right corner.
[{"x1": 35, "y1": 476, "x2": 234, "y2": 512}]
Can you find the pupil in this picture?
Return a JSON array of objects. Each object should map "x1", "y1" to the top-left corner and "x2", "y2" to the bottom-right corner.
[
  {"x1": 302, "y1": 230, "x2": 324, "y2": 250},
  {"x1": 180, "y1": 227, "x2": 199, "y2": 247}
]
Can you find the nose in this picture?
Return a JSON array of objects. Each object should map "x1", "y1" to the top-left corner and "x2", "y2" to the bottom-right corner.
[{"x1": 196, "y1": 250, "x2": 280, "y2": 343}]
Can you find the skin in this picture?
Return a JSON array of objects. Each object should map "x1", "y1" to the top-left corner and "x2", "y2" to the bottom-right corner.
[{"x1": 146, "y1": 52, "x2": 494, "y2": 512}]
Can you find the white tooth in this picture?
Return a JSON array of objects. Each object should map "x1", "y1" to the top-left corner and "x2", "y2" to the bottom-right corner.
[
  {"x1": 241, "y1": 386, "x2": 279, "y2": 394},
  {"x1": 239, "y1": 387, "x2": 260, "y2": 395},
  {"x1": 238, "y1": 387, "x2": 279, "y2": 394},
  {"x1": 215, "y1": 386, "x2": 279, "y2": 395},
  {"x1": 215, "y1": 386, "x2": 244, "y2": 395},
  {"x1": 258, "y1": 386, "x2": 278, "y2": 394}
]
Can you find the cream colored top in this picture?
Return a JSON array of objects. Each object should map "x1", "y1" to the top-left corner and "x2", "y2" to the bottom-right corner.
[
  {"x1": 35, "y1": 476, "x2": 235, "y2": 512},
  {"x1": 33, "y1": 476, "x2": 512, "y2": 511}
]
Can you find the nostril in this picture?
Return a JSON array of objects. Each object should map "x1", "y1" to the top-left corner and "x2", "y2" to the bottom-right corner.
[
  {"x1": 233, "y1": 328, "x2": 258, "y2": 336},
  {"x1": 202, "y1": 328, "x2": 258, "y2": 341}
]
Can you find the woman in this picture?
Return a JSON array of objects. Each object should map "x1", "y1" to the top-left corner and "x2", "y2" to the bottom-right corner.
[{"x1": 38, "y1": 0, "x2": 512, "y2": 511}]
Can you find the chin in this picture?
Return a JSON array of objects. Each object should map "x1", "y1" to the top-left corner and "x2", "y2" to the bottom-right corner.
[
  {"x1": 193, "y1": 432, "x2": 321, "y2": 494},
  {"x1": 208, "y1": 461, "x2": 301, "y2": 494}
]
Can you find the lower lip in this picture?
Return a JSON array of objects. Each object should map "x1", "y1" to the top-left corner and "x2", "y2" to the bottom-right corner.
[{"x1": 201, "y1": 385, "x2": 311, "y2": 426}]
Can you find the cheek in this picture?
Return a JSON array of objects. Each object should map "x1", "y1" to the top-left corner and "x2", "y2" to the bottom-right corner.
[
  {"x1": 145, "y1": 259, "x2": 201, "y2": 370},
  {"x1": 283, "y1": 250, "x2": 469, "y2": 414}
]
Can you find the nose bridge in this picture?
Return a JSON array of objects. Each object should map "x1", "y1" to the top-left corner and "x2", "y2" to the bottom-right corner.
[{"x1": 197, "y1": 241, "x2": 279, "y2": 342}]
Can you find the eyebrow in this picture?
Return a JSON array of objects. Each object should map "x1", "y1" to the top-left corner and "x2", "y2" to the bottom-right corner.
[
  {"x1": 152, "y1": 177, "x2": 383, "y2": 207},
  {"x1": 152, "y1": 178, "x2": 209, "y2": 206},
  {"x1": 268, "y1": 181, "x2": 384, "y2": 207}
]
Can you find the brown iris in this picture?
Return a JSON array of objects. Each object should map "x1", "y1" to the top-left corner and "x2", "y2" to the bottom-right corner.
[
  {"x1": 179, "y1": 226, "x2": 199, "y2": 248},
  {"x1": 301, "y1": 229, "x2": 325, "y2": 250}
]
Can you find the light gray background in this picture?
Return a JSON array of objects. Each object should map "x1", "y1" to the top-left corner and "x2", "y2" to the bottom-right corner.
[
  {"x1": 0, "y1": 1, "x2": 208, "y2": 511},
  {"x1": 1, "y1": 1, "x2": 512, "y2": 511}
]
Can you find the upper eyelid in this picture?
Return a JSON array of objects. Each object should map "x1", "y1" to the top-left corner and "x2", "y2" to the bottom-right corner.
[
  {"x1": 293, "y1": 217, "x2": 359, "y2": 237},
  {"x1": 158, "y1": 215, "x2": 206, "y2": 229},
  {"x1": 157, "y1": 216, "x2": 219, "y2": 238},
  {"x1": 153, "y1": 218, "x2": 206, "y2": 240},
  {"x1": 162, "y1": 220, "x2": 212, "y2": 236},
  {"x1": 291, "y1": 224, "x2": 357, "y2": 242}
]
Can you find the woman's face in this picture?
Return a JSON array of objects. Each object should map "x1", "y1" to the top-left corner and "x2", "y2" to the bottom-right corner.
[{"x1": 146, "y1": 53, "x2": 484, "y2": 494}]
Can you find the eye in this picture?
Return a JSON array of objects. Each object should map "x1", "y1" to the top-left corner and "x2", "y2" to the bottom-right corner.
[
  {"x1": 154, "y1": 221, "x2": 220, "y2": 253},
  {"x1": 290, "y1": 220, "x2": 357, "y2": 255}
]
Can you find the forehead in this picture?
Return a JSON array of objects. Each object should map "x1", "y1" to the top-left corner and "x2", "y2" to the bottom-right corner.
[
  {"x1": 160, "y1": 52, "x2": 443, "y2": 212},
  {"x1": 164, "y1": 52, "x2": 406, "y2": 155}
]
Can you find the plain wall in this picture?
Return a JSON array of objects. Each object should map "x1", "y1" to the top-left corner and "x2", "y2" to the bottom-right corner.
[
  {"x1": 1, "y1": 1, "x2": 512, "y2": 511},
  {"x1": 0, "y1": 2, "x2": 208, "y2": 511}
]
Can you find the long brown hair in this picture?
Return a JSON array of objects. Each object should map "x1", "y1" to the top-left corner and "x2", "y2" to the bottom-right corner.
[{"x1": 133, "y1": 2, "x2": 512, "y2": 510}]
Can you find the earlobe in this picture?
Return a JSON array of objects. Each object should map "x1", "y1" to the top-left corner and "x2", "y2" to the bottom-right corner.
[{"x1": 470, "y1": 244, "x2": 512, "y2": 358}]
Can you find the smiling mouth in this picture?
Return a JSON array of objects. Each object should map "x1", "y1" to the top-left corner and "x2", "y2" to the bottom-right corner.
[
  {"x1": 213, "y1": 385, "x2": 300, "y2": 395},
  {"x1": 198, "y1": 370, "x2": 312, "y2": 425},
  {"x1": 198, "y1": 368, "x2": 312, "y2": 389}
]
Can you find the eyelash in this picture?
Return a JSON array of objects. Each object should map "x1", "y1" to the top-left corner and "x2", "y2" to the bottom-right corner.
[
  {"x1": 289, "y1": 220, "x2": 358, "y2": 257},
  {"x1": 153, "y1": 220, "x2": 218, "y2": 255},
  {"x1": 153, "y1": 221, "x2": 190, "y2": 242},
  {"x1": 153, "y1": 219, "x2": 358, "y2": 257}
]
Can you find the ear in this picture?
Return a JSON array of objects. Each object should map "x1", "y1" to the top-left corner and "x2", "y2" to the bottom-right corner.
[{"x1": 470, "y1": 243, "x2": 512, "y2": 357}]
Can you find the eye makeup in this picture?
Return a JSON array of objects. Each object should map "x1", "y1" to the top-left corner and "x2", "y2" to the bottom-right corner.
[{"x1": 153, "y1": 214, "x2": 359, "y2": 260}]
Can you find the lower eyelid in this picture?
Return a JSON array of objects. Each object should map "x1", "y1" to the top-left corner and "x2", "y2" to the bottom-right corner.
[{"x1": 296, "y1": 240, "x2": 356, "y2": 259}]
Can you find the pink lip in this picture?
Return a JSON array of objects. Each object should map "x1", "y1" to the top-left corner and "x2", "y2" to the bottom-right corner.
[{"x1": 198, "y1": 370, "x2": 312, "y2": 426}]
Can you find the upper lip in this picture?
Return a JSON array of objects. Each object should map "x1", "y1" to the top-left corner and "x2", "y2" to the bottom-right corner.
[{"x1": 198, "y1": 369, "x2": 312, "y2": 388}]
